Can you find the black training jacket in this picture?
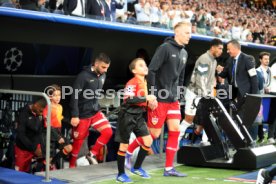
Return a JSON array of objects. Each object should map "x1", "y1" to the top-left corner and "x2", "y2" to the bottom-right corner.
[
  {"x1": 148, "y1": 37, "x2": 188, "y2": 102},
  {"x1": 70, "y1": 65, "x2": 106, "y2": 118},
  {"x1": 15, "y1": 105, "x2": 43, "y2": 152}
]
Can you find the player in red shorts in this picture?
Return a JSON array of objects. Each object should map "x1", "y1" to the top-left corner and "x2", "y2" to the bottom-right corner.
[
  {"x1": 126, "y1": 22, "x2": 192, "y2": 177},
  {"x1": 15, "y1": 98, "x2": 46, "y2": 172},
  {"x1": 69, "y1": 53, "x2": 113, "y2": 168}
]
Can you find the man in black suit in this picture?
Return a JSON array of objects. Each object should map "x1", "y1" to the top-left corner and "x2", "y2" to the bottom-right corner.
[
  {"x1": 86, "y1": 0, "x2": 105, "y2": 20},
  {"x1": 217, "y1": 39, "x2": 258, "y2": 110}
]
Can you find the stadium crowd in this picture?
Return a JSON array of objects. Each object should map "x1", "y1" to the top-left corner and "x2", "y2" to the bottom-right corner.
[{"x1": 0, "y1": 0, "x2": 276, "y2": 46}]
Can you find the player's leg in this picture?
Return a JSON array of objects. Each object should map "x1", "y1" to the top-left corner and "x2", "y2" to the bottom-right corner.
[
  {"x1": 69, "y1": 118, "x2": 90, "y2": 168},
  {"x1": 131, "y1": 116, "x2": 153, "y2": 179},
  {"x1": 164, "y1": 101, "x2": 186, "y2": 177},
  {"x1": 89, "y1": 112, "x2": 113, "y2": 164}
]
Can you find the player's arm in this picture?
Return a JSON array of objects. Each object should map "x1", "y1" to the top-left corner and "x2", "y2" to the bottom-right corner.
[
  {"x1": 70, "y1": 73, "x2": 85, "y2": 126},
  {"x1": 246, "y1": 56, "x2": 258, "y2": 94},
  {"x1": 17, "y1": 112, "x2": 37, "y2": 151},
  {"x1": 148, "y1": 45, "x2": 167, "y2": 95}
]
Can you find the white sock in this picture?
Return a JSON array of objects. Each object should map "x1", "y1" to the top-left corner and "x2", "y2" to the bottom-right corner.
[
  {"x1": 165, "y1": 167, "x2": 173, "y2": 171},
  {"x1": 201, "y1": 130, "x2": 208, "y2": 142},
  {"x1": 179, "y1": 120, "x2": 192, "y2": 137}
]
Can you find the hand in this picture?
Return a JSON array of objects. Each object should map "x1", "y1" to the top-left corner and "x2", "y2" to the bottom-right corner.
[
  {"x1": 146, "y1": 95, "x2": 156, "y2": 102},
  {"x1": 148, "y1": 99, "x2": 158, "y2": 110},
  {"x1": 34, "y1": 145, "x2": 42, "y2": 158},
  {"x1": 216, "y1": 65, "x2": 224, "y2": 73},
  {"x1": 58, "y1": 138, "x2": 65, "y2": 144},
  {"x1": 71, "y1": 117, "x2": 80, "y2": 127}
]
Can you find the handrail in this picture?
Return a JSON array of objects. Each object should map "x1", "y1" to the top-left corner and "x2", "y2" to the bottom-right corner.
[{"x1": 0, "y1": 89, "x2": 51, "y2": 182}]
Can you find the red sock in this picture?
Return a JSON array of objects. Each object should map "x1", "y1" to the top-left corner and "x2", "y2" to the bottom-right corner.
[
  {"x1": 165, "y1": 131, "x2": 180, "y2": 168},
  {"x1": 127, "y1": 137, "x2": 143, "y2": 154},
  {"x1": 69, "y1": 139, "x2": 84, "y2": 168},
  {"x1": 128, "y1": 133, "x2": 155, "y2": 154},
  {"x1": 91, "y1": 128, "x2": 112, "y2": 155}
]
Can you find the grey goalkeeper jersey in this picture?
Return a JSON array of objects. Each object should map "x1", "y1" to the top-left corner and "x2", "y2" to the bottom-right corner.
[{"x1": 188, "y1": 51, "x2": 217, "y2": 96}]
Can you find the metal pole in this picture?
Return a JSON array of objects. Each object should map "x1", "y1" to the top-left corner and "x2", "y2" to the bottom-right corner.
[{"x1": 0, "y1": 89, "x2": 51, "y2": 182}]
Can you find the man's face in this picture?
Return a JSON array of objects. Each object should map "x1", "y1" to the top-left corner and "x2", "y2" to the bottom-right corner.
[
  {"x1": 175, "y1": 24, "x2": 192, "y2": 45},
  {"x1": 32, "y1": 103, "x2": 44, "y2": 116},
  {"x1": 211, "y1": 44, "x2": 223, "y2": 58},
  {"x1": 227, "y1": 43, "x2": 239, "y2": 58},
  {"x1": 260, "y1": 55, "x2": 270, "y2": 67},
  {"x1": 94, "y1": 61, "x2": 110, "y2": 75}
]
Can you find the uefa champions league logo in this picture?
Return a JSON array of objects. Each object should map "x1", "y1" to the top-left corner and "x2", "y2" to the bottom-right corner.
[{"x1": 3, "y1": 47, "x2": 23, "y2": 72}]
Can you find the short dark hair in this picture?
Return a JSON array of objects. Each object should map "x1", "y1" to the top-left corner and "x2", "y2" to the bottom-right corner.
[
  {"x1": 34, "y1": 98, "x2": 47, "y2": 109},
  {"x1": 94, "y1": 53, "x2": 111, "y2": 64},
  {"x1": 47, "y1": 84, "x2": 61, "y2": 96},
  {"x1": 210, "y1": 38, "x2": 223, "y2": 48},
  {"x1": 227, "y1": 39, "x2": 241, "y2": 50},
  {"x1": 259, "y1": 52, "x2": 270, "y2": 60},
  {"x1": 129, "y1": 58, "x2": 144, "y2": 72}
]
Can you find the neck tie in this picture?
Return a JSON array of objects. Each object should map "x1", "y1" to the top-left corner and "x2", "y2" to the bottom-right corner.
[{"x1": 231, "y1": 59, "x2": 237, "y2": 86}]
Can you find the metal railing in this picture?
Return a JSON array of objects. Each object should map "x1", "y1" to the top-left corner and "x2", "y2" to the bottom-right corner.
[{"x1": 0, "y1": 89, "x2": 52, "y2": 182}]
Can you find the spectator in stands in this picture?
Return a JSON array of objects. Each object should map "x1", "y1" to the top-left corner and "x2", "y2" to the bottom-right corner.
[
  {"x1": 231, "y1": 21, "x2": 242, "y2": 41},
  {"x1": 253, "y1": 26, "x2": 265, "y2": 44},
  {"x1": 63, "y1": 0, "x2": 78, "y2": 15},
  {"x1": 41, "y1": 84, "x2": 72, "y2": 169},
  {"x1": 69, "y1": 53, "x2": 113, "y2": 168},
  {"x1": 14, "y1": 98, "x2": 46, "y2": 172},
  {"x1": 149, "y1": 0, "x2": 161, "y2": 28},
  {"x1": 47, "y1": 0, "x2": 64, "y2": 14},
  {"x1": 110, "y1": 0, "x2": 124, "y2": 21},
  {"x1": 103, "y1": 0, "x2": 112, "y2": 21},
  {"x1": 86, "y1": 0, "x2": 105, "y2": 20},
  {"x1": 241, "y1": 23, "x2": 252, "y2": 42},
  {"x1": 134, "y1": 0, "x2": 151, "y2": 26},
  {"x1": 104, "y1": 0, "x2": 124, "y2": 21},
  {"x1": 245, "y1": 33, "x2": 254, "y2": 42},
  {"x1": 180, "y1": 38, "x2": 224, "y2": 142},
  {"x1": 196, "y1": 9, "x2": 207, "y2": 35},
  {"x1": 115, "y1": 58, "x2": 156, "y2": 182},
  {"x1": 19, "y1": 0, "x2": 37, "y2": 11},
  {"x1": 127, "y1": 22, "x2": 192, "y2": 177},
  {"x1": 0, "y1": 0, "x2": 19, "y2": 8},
  {"x1": 159, "y1": 1, "x2": 169, "y2": 29}
]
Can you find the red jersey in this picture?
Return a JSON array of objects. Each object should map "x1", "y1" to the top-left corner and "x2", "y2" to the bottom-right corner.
[{"x1": 124, "y1": 77, "x2": 148, "y2": 107}]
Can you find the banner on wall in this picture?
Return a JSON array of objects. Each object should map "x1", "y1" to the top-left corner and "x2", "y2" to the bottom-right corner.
[{"x1": 0, "y1": 41, "x2": 93, "y2": 75}]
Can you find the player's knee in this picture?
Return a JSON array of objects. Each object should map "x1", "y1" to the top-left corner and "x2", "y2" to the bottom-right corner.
[
  {"x1": 143, "y1": 136, "x2": 153, "y2": 147},
  {"x1": 150, "y1": 132, "x2": 160, "y2": 139},
  {"x1": 119, "y1": 144, "x2": 128, "y2": 152}
]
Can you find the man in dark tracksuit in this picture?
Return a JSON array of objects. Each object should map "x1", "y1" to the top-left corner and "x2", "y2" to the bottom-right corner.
[
  {"x1": 127, "y1": 22, "x2": 192, "y2": 177},
  {"x1": 69, "y1": 53, "x2": 113, "y2": 168},
  {"x1": 15, "y1": 99, "x2": 46, "y2": 172}
]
